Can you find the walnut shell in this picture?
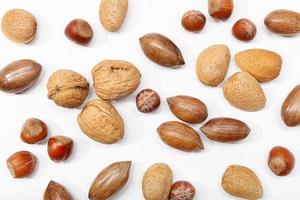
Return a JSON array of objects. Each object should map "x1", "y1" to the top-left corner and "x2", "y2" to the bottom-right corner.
[
  {"x1": 47, "y1": 69, "x2": 89, "y2": 108},
  {"x1": 92, "y1": 60, "x2": 141, "y2": 100},
  {"x1": 77, "y1": 99, "x2": 124, "y2": 144}
]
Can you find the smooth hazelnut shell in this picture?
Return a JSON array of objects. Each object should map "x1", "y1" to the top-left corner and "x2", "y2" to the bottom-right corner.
[
  {"x1": 47, "y1": 136, "x2": 73, "y2": 162},
  {"x1": 20, "y1": 118, "x2": 48, "y2": 144},
  {"x1": 64, "y1": 19, "x2": 93, "y2": 45},
  {"x1": 181, "y1": 10, "x2": 206, "y2": 32},
  {"x1": 268, "y1": 146, "x2": 295, "y2": 176},
  {"x1": 208, "y1": 0, "x2": 234, "y2": 20},
  {"x1": 232, "y1": 18, "x2": 257, "y2": 41},
  {"x1": 7, "y1": 151, "x2": 36, "y2": 178}
]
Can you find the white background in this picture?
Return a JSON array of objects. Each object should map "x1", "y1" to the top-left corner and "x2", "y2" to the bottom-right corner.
[{"x1": 0, "y1": 0, "x2": 300, "y2": 199}]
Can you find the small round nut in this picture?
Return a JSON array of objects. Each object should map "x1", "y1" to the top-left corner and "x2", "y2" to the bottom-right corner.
[
  {"x1": 47, "y1": 136, "x2": 73, "y2": 162},
  {"x1": 268, "y1": 146, "x2": 295, "y2": 176},
  {"x1": 136, "y1": 89, "x2": 161, "y2": 113},
  {"x1": 1, "y1": 9, "x2": 37, "y2": 43},
  {"x1": 7, "y1": 151, "x2": 36, "y2": 178},
  {"x1": 232, "y1": 18, "x2": 257, "y2": 41},
  {"x1": 47, "y1": 69, "x2": 89, "y2": 108},
  {"x1": 181, "y1": 10, "x2": 206, "y2": 32},
  {"x1": 65, "y1": 19, "x2": 93, "y2": 45},
  {"x1": 20, "y1": 118, "x2": 48, "y2": 144},
  {"x1": 170, "y1": 181, "x2": 196, "y2": 200}
]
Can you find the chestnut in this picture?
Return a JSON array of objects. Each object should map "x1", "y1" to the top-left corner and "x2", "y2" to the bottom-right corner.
[
  {"x1": 64, "y1": 19, "x2": 93, "y2": 45},
  {"x1": 181, "y1": 10, "x2": 206, "y2": 32},
  {"x1": 20, "y1": 118, "x2": 48, "y2": 144},
  {"x1": 47, "y1": 136, "x2": 73, "y2": 162},
  {"x1": 232, "y1": 18, "x2": 257, "y2": 41},
  {"x1": 268, "y1": 146, "x2": 295, "y2": 176},
  {"x1": 7, "y1": 151, "x2": 37, "y2": 178}
]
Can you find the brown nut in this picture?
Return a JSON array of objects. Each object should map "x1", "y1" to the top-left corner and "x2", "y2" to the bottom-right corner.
[
  {"x1": 223, "y1": 72, "x2": 266, "y2": 111},
  {"x1": 47, "y1": 136, "x2": 73, "y2": 162},
  {"x1": 157, "y1": 121, "x2": 204, "y2": 152},
  {"x1": 65, "y1": 19, "x2": 93, "y2": 45},
  {"x1": 281, "y1": 85, "x2": 300, "y2": 127},
  {"x1": 99, "y1": 0, "x2": 128, "y2": 32},
  {"x1": 0, "y1": 59, "x2": 42, "y2": 93},
  {"x1": 20, "y1": 118, "x2": 48, "y2": 144},
  {"x1": 181, "y1": 10, "x2": 206, "y2": 32},
  {"x1": 77, "y1": 99, "x2": 124, "y2": 144},
  {"x1": 7, "y1": 151, "x2": 36, "y2": 178},
  {"x1": 268, "y1": 146, "x2": 295, "y2": 176},
  {"x1": 170, "y1": 181, "x2": 196, "y2": 200},
  {"x1": 167, "y1": 95, "x2": 208, "y2": 124},
  {"x1": 136, "y1": 89, "x2": 161, "y2": 113},
  {"x1": 222, "y1": 165, "x2": 263, "y2": 199},
  {"x1": 142, "y1": 163, "x2": 173, "y2": 200},
  {"x1": 47, "y1": 69, "x2": 89, "y2": 108},
  {"x1": 232, "y1": 18, "x2": 257, "y2": 41},
  {"x1": 208, "y1": 0, "x2": 233, "y2": 20},
  {"x1": 1, "y1": 9, "x2": 37, "y2": 43},
  {"x1": 264, "y1": 10, "x2": 300, "y2": 36},
  {"x1": 92, "y1": 60, "x2": 141, "y2": 100},
  {"x1": 200, "y1": 117, "x2": 250, "y2": 142},
  {"x1": 139, "y1": 33, "x2": 185, "y2": 68},
  {"x1": 44, "y1": 180, "x2": 73, "y2": 200},
  {"x1": 89, "y1": 161, "x2": 131, "y2": 200}
]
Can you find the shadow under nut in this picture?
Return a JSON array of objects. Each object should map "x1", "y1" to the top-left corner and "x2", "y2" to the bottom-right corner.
[
  {"x1": 1, "y1": 9, "x2": 37, "y2": 43},
  {"x1": 0, "y1": 59, "x2": 42, "y2": 93}
]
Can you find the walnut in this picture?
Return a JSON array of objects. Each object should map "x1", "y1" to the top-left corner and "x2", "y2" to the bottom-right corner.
[
  {"x1": 77, "y1": 99, "x2": 124, "y2": 144},
  {"x1": 47, "y1": 69, "x2": 89, "y2": 108},
  {"x1": 92, "y1": 60, "x2": 141, "y2": 100}
]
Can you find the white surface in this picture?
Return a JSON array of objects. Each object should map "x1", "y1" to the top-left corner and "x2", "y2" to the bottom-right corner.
[{"x1": 0, "y1": 0, "x2": 300, "y2": 199}]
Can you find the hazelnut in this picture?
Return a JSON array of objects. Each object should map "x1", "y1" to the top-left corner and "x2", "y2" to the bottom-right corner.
[
  {"x1": 7, "y1": 151, "x2": 36, "y2": 178},
  {"x1": 1, "y1": 9, "x2": 37, "y2": 43},
  {"x1": 20, "y1": 118, "x2": 48, "y2": 144},
  {"x1": 44, "y1": 180, "x2": 73, "y2": 200},
  {"x1": 65, "y1": 19, "x2": 93, "y2": 45},
  {"x1": 181, "y1": 10, "x2": 206, "y2": 32},
  {"x1": 268, "y1": 146, "x2": 295, "y2": 176},
  {"x1": 208, "y1": 0, "x2": 234, "y2": 20},
  {"x1": 47, "y1": 69, "x2": 89, "y2": 108},
  {"x1": 232, "y1": 18, "x2": 257, "y2": 41},
  {"x1": 170, "y1": 180, "x2": 196, "y2": 200},
  {"x1": 47, "y1": 136, "x2": 73, "y2": 162}
]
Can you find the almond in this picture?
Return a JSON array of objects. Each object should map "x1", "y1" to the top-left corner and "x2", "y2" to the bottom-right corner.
[
  {"x1": 200, "y1": 117, "x2": 250, "y2": 142},
  {"x1": 222, "y1": 165, "x2": 263, "y2": 199},
  {"x1": 139, "y1": 33, "x2": 185, "y2": 68},
  {"x1": 223, "y1": 72, "x2": 266, "y2": 111},
  {"x1": 89, "y1": 161, "x2": 131, "y2": 200},
  {"x1": 167, "y1": 95, "x2": 208, "y2": 124},
  {"x1": 196, "y1": 44, "x2": 230, "y2": 87},
  {"x1": 157, "y1": 121, "x2": 204, "y2": 152},
  {"x1": 99, "y1": 0, "x2": 128, "y2": 32},
  {"x1": 142, "y1": 163, "x2": 173, "y2": 200},
  {"x1": 235, "y1": 49, "x2": 282, "y2": 82},
  {"x1": 264, "y1": 10, "x2": 300, "y2": 36},
  {"x1": 281, "y1": 85, "x2": 300, "y2": 127}
]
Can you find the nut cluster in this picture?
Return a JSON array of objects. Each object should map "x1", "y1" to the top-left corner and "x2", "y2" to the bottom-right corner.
[{"x1": 1, "y1": 0, "x2": 300, "y2": 199}]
